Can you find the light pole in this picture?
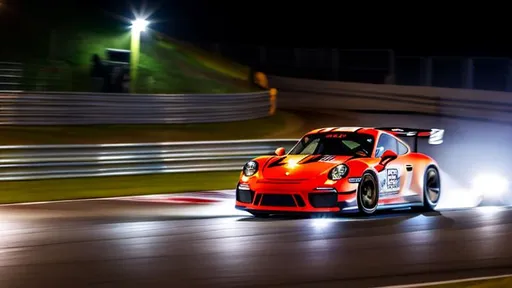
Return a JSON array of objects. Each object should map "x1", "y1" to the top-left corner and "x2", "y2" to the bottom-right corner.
[{"x1": 130, "y1": 18, "x2": 149, "y2": 93}]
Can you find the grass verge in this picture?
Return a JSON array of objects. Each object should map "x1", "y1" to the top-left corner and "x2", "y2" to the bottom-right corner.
[
  {"x1": 1, "y1": 172, "x2": 240, "y2": 204},
  {"x1": 156, "y1": 33, "x2": 250, "y2": 81},
  {"x1": 424, "y1": 276, "x2": 512, "y2": 287},
  {"x1": 0, "y1": 110, "x2": 303, "y2": 145},
  {"x1": 3, "y1": 6, "x2": 257, "y2": 94},
  {"x1": 27, "y1": 29, "x2": 257, "y2": 94}
]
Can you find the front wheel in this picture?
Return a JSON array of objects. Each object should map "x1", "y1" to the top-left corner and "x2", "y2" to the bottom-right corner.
[
  {"x1": 357, "y1": 172, "x2": 379, "y2": 215},
  {"x1": 422, "y1": 166, "x2": 441, "y2": 211}
]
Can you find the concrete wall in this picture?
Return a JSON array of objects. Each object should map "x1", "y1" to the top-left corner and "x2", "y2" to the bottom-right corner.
[{"x1": 268, "y1": 75, "x2": 512, "y2": 124}]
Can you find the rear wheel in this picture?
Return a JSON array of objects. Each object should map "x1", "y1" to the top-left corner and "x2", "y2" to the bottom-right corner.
[
  {"x1": 357, "y1": 172, "x2": 379, "y2": 215},
  {"x1": 422, "y1": 166, "x2": 441, "y2": 211}
]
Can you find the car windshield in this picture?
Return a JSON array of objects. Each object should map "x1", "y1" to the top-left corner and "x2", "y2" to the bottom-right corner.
[{"x1": 288, "y1": 132, "x2": 375, "y2": 157}]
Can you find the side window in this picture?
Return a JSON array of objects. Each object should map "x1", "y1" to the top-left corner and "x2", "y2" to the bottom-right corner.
[
  {"x1": 375, "y1": 133, "x2": 398, "y2": 157},
  {"x1": 398, "y1": 141, "x2": 409, "y2": 155}
]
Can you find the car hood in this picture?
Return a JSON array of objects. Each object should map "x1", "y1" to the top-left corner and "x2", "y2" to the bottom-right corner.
[{"x1": 261, "y1": 154, "x2": 353, "y2": 179}]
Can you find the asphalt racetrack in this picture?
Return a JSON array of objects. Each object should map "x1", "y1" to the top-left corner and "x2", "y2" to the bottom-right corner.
[
  {"x1": 2, "y1": 111, "x2": 512, "y2": 287},
  {"x1": 0, "y1": 198, "x2": 511, "y2": 288}
]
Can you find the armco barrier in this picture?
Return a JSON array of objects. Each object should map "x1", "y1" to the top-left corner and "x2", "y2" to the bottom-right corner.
[
  {"x1": 268, "y1": 75, "x2": 512, "y2": 124},
  {"x1": 0, "y1": 139, "x2": 298, "y2": 181},
  {"x1": 0, "y1": 90, "x2": 272, "y2": 125}
]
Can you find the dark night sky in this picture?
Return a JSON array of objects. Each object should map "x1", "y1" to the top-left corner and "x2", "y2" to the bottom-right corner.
[{"x1": 6, "y1": 0, "x2": 512, "y2": 57}]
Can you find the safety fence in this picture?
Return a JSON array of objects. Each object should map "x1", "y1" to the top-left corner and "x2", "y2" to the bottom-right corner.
[
  {"x1": 0, "y1": 90, "x2": 274, "y2": 125},
  {"x1": 0, "y1": 139, "x2": 298, "y2": 181},
  {"x1": 0, "y1": 61, "x2": 74, "y2": 92},
  {"x1": 268, "y1": 75, "x2": 512, "y2": 125}
]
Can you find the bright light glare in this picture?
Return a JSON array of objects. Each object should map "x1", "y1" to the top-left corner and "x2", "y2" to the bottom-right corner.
[
  {"x1": 311, "y1": 218, "x2": 335, "y2": 230},
  {"x1": 471, "y1": 174, "x2": 509, "y2": 198},
  {"x1": 478, "y1": 206, "x2": 504, "y2": 214},
  {"x1": 131, "y1": 18, "x2": 149, "y2": 32},
  {"x1": 287, "y1": 159, "x2": 298, "y2": 169}
]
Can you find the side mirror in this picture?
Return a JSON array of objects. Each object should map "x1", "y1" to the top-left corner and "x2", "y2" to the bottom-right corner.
[
  {"x1": 379, "y1": 150, "x2": 397, "y2": 165},
  {"x1": 275, "y1": 147, "x2": 285, "y2": 156}
]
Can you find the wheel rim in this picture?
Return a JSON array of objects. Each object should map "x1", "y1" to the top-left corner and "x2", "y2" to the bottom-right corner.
[
  {"x1": 360, "y1": 175, "x2": 377, "y2": 210},
  {"x1": 426, "y1": 169, "x2": 440, "y2": 204}
]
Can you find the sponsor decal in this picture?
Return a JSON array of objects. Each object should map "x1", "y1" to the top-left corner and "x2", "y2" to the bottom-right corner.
[
  {"x1": 387, "y1": 168, "x2": 399, "y2": 190},
  {"x1": 325, "y1": 133, "x2": 347, "y2": 138},
  {"x1": 379, "y1": 168, "x2": 401, "y2": 197}
]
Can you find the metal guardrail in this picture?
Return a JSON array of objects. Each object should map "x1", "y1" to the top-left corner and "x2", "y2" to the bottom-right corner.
[
  {"x1": 0, "y1": 139, "x2": 298, "y2": 181},
  {"x1": 0, "y1": 62, "x2": 23, "y2": 92},
  {"x1": 0, "y1": 61, "x2": 74, "y2": 93},
  {"x1": 0, "y1": 90, "x2": 272, "y2": 125}
]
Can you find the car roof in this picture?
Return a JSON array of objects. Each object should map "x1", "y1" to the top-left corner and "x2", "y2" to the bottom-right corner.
[
  {"x1": 305, "y1": 127, "x2": 382, "y2": 138},
  {"x1": 303, "y1": 127, "x2": 412, "y2": 153}
]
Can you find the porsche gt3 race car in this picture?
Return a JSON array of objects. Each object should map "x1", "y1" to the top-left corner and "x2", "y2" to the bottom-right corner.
[{"x1": 235, "y1": 126, "x2": 445, "y2": 217}]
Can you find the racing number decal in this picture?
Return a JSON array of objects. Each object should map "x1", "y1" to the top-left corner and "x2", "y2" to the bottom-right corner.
[
  {"x1": 378, "y1": 168, "x2": 401, "y2": 197},
  {"x1": 386, "y1": 168, "x2": 399, "y2": 190}
]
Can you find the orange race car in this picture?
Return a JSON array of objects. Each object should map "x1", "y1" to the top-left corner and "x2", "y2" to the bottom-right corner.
[{"x1": 235, "y1": 127, "x2": 445, "y2": 217}]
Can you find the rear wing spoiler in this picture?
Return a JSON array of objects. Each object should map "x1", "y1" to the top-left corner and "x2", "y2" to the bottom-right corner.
[{"x1": 376, "y1": 127, "x2": 444, "y2": 152}]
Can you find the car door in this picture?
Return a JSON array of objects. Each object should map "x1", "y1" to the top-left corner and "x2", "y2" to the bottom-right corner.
[
  {"x1": 375, "y1": 133, "x2": 413, "y2": 204},
  {"x1": 395, "y1": 139, "x2": 420, "y2": 203}
]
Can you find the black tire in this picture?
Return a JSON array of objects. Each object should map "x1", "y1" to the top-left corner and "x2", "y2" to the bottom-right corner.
[
  {"x1": 249, "y1": 212, "x2": 270, "y2": 218},
  {"x1": 422, "y1": 166, "x2": 441, "y2": 211},
  {"x1": 357, "y1": 172, "x2": 379, "y2": 215}
]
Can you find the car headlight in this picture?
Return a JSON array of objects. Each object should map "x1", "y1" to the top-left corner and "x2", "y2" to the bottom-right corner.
[
  {"x1": 243, "y1": 161, "x2": 258, "y2": 177},
  {"x1": 328, "y1": 164, "x2": 348, "y2": 180}
]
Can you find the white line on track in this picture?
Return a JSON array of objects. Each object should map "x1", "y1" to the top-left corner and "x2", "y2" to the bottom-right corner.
[
  {"x1": 376, "y1": 274, "x2": 512, "y2": 288},
  {"x1": 0, "y1": 197, "x2": 112, "y2": 207},
  {"x1": 0, "y1": 190, "x2": 235, "y2": 207}
]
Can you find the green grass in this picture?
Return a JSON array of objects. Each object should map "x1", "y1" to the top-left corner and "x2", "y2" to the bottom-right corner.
[
  {"x1": 0, "y1": 171, "x2": 240, "y2": 204},
  {"x1": 133, "y1": 36, "x2": 256, "y2": 94},
  {"x1": 22, "y1": 28, "x2": 258, "y2": 94},
  {"x1": 0, "y1": 110, "x2": 303, "y2": 145},
  {"x1": 424, "y1": 276, "x2": 512, "y2": 287},
  {"x1": 156, "y1": 33, "x2": 250, "y2": 81},
  {"x1": 2, "y1": 9, "x2": 259, "y2": 94}
]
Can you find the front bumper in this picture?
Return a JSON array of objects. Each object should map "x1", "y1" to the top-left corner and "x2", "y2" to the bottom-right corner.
[{"x1": 234, "y1": 180, "x2": 359, "y2": 213}]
